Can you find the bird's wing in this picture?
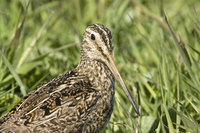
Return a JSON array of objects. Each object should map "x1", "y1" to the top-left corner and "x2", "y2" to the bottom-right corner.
[{"x1": 0, "y1": 70, "x2": 100, "y2": 128}]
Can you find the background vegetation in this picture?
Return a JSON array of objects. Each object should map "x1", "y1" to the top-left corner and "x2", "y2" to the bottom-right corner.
[{"x1": 0, "y1": 0, "x2": 200, "y2": 132}]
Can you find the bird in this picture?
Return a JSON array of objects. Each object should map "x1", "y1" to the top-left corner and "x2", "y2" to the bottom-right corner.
[{"x1": 0, "y1": 24, "x2": 139, "y2": 133}]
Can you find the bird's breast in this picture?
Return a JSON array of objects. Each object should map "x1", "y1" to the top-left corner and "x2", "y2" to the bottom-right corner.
[{"x1": 77, "y1": 60, "x2": 115, "y2": 132}]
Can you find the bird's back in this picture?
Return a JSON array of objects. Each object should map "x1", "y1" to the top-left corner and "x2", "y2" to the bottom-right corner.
[{"x1": 0, "y1": 60, "x2": 115, "y2": 133}]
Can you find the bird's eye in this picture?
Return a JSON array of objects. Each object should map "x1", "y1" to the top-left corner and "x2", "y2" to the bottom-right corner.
[{"x1": 91, "y1": 34, "x2": 95, "y2": 40}]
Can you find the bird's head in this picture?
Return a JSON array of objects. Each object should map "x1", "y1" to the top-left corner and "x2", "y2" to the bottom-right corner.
[{"x1": 82, "y1": 24, "x2": 113, "y2": 63}]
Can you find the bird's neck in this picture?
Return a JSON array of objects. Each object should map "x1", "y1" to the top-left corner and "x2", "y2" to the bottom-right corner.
[
  {"x1": 77, "y1": 55, "x2": 107, "y2": 74},
  {"x1": 76, "y1": 56, "x2": 114, "y2": 90}
]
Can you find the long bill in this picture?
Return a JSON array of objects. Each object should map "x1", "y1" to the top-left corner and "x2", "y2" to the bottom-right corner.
[{"x1": 105, "y1": 54, "x2": 140, "y2": 116}]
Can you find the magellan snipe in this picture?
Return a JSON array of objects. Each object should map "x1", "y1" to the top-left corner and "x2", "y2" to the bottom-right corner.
[{"x1": 0, "y1": 24, "x2": 139, "y2": 133}]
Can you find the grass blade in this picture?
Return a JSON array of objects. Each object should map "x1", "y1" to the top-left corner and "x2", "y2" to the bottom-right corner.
[
  {"x1": 0, "y1": 50, "x2": 27, "y2": 96},
  {"x1": 164, "y1": 13, "x2": 200, "y2": 88}
]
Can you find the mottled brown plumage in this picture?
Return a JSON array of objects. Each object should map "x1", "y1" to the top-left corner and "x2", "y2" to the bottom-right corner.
[{"x1": 0, "y1": 24, "x2": 139, "y2": 133}]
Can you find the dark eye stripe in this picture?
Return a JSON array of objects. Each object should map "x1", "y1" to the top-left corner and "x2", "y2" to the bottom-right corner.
[
  {"x1": 94, "y1": 24, "x2": 109, "y2": 44},
  {"x1": 85, "y1": 24, "x2": 113, "y2": 52},
  {"x1": 93, "y1": 24, "x2": 107, "y2": 43},
  {"x1": 86, "y1": 26, "x2": 106, "y2": 45},
  {"x1": 92, "y1": 24, "x2": 113, "y2": 52}
]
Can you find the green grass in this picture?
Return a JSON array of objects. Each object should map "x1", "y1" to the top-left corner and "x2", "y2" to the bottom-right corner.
[{"x1": 0, "y1": 0, "x2": 200, "y2": 132}]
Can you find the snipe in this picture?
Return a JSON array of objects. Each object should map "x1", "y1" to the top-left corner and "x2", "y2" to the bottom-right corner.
[{"x1": 0, "y1": 24, "x2": 139, "y2": 133}]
